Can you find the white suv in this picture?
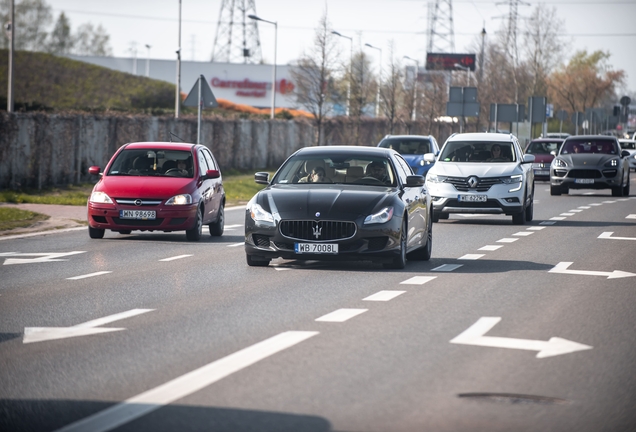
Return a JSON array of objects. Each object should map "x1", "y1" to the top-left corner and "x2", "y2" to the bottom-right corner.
[{"x1": 426, "y1": 133, "x2": 535, "y2": 224}]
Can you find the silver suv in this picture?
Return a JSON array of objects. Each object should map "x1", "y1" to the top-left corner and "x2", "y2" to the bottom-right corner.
[{"x1": 426, "y1": 133, "x2": 535, "y2": 224}]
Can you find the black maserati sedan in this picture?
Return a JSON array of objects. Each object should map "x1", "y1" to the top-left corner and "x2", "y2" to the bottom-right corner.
[
  {"x1": 550, "y1": 135, "x2": 631, "y2": 196},
  {"x1": 244, "y1": 146, "x2": 432, "y2": 269}
]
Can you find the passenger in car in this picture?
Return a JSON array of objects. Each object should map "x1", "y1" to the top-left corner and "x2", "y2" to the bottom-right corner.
[{"x1": 300, "y1": 166, "x2": 331, "y2": 183}]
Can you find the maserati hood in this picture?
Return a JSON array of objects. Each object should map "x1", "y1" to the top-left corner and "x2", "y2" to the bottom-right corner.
[
  {"x1": 431, "y1": 162, "x2": 519, "y2": 178},
  {"x1": 261, "y1": 185, "x2": 395, "y2": 220}
]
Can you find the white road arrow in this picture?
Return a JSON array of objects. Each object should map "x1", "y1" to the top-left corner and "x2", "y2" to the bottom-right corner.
[
  {"x1": 598, "y1": 232, "x2": 636, "y2": 241},
  {"x1": 549, "y1": 262, "x2": 635, "y2": 279},
  {"x1": 450, "y1": 317, "x2": 592, "y2": 358},
  {"x1": 2, "y1": 251, "x2": 86, "y2": 265},
  {"x1": 23, "y1": 308, "x2": 154, "y2": 344}
]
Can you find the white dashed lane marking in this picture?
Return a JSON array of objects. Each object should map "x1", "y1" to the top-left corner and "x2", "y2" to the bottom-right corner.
[
  {"x1": 513, "y1": 231, "x2": 533, "y2": 236},
  {"x1": 316, "y1": 309, "x2": 367, "y2": 322},
  {"x1": 627, "y1": 215, "x2": 636, "y2": 219},
  {"x1": 458, "y1": 254, "x2": 484, "y2": 260},
  {"x1": 364, "y1": 291, "x2": 406, "y2": 301},
  {"x1": 569, "y1": 209, "x2": 583, "y2": 213},
  {"x1": 223, "y1": 224, "x2": 242, "y2": 231},
  {"x1": 560, "y1": 213, "x2": 574, "y2": 216},
  {"x1": 497, "y1": 238, "x2": 519, "y2": 243},
  {"x1": 527, "y1": 227, "x2": 545, "y2": 231},
  {"x1": 602, "y1": 201, "x2": 616, "y2": 204},
  {"x1": 578, "y1": 206, "x2": 591, "y2": 209},
  {"x1": 159, "y1": 255, "x2": 193, "y2": 262},
  {"x1": 400, "y1": 276, "x2": 437, "y2": 285},
  {"x1": 67, "y1": 271, "x2": 112, "y2": 280},
  {"x1": 432, "y1": 264, "x2": 463, "y2": 272},
  {"x1": 590, "y1": 203, "x2": 603, "y2": 206},
  {"x1": 479, "y1": 245, "x2": 503, "y2": 251}
]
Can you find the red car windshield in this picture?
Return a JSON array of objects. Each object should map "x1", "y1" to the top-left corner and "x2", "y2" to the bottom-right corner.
[{"x1": 107, "y1": 149, "x2": 194, "y2": 177}]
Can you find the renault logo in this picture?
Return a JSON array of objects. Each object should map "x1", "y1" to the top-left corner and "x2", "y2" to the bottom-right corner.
[
  {"x1": 467, "y1": 176, "x2": 479, "y2": 188},
  {"x1": 312, "y1": 223, "x2": 322, "y2": 239},
  {"x1": 134, "y1": 199, "x2": 143, "y2": 206}
]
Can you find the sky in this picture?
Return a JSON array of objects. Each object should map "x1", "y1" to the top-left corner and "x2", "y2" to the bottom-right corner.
[{"x1": 45, "y1": 0, "x2": 636, "y2": 95}]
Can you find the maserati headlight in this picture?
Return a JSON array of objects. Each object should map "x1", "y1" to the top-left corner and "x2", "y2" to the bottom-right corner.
[
  {"x1": 426, "y1": 174, "x2": 447, "y2": 183},
  {"x1": 248, "y1": 202, "x2": 275, "y2": 225},
  {"x1": 501, "y1": 174, "x2": 522, "y2": 192},
  {"x1": 552, "y1": 158, "x2": 567, "y2": 168},
  {"x1": 165, "y1": 194, "x2": 192, "y2": 205},
  {"x1": 604, "y1": 159, "x2": 619, "y2": 167},
  {"x1": 89, "y1": 191, "x2": 113, "y2": 204},
  {"x1": 364, "y1": 206, "x2": 394, "y2": 225}
]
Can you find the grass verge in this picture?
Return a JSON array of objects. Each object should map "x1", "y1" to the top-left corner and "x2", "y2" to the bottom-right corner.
[{"x1": 0, "y1": 207, "x2": 50, "y2": 231}]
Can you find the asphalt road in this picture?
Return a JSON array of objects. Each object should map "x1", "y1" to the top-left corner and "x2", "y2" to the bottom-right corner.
[{"x1": 1, "y1": 181, "x2": 635, "y2": 432}]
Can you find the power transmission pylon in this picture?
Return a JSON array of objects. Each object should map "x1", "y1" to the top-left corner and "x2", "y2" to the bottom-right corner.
[
  {"x1": 494, "y1": 0, "x2": 530, "y2": 102},
  {"x1": 211, "y1": 0, "x2": 262, "y2": 63},
  {"x1": 427, "y1": 0, "x2": 455, "y2": 53}
]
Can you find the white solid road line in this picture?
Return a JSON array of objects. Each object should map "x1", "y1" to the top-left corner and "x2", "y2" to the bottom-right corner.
[
  {"x1": 66, "y1": 271, "x2": 112, "y2": 280},
  {"x1": 54, "y1": 331, "x2": 318, "y2": 432},
  {"x1": 400, "y1": 276, "x2": 437, "y2": 285},
  {"x1": 2, "y1": 251, "x2": 86, "y2": 265},
  {"x1": 315, "y1": 308, "x2": 367, "y2": 322},
  {"x1": 159, "y1": 255, "x2": 193, "y2": 262},
  {"x1": 0, "y1": 226, "x2": 86, "y2": 241},
  {"x1": 450, "y1": 317, "x2": 593, "y2": 358},
  {"x1": 363, "y1": 291, "x2": 406, "y2": 301}
]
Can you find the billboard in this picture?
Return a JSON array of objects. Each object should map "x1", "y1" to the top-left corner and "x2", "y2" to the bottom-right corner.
[{"x1": 426, "y1": 53, "x2": 476, "y2": 71}]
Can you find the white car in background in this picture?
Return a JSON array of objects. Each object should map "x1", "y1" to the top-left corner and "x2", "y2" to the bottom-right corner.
[
  {"x1": 619, "y1": 139, "x2": 636, "y2": 172},
  {"x1": 426, "y1": 132, "x2": 535, "y2": 225}
]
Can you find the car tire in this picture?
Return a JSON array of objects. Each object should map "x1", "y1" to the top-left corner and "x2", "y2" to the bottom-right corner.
[
  {"x1": 512, "y1": 207, "x2": 526, "y2": 225},
  {"x1": 550, "y1": 185, "x2": 562, "y2": 196},
  {"x1": 186, "y1": 207, "x2": 203, "y2": 241},
  {"x1": 432, "y1": 211, "x2": 440, "y2": 223},
  {"x1": 623, "y1": 174, "x2": 630, "y2": 196},
  {"x1": 246, "y1": 254, "x2": 270, "y2": 267},
  {"x1": 611, "y1": 185, "x2": 623, "y2": 197},
  {"x1": 118, "y1": 230, "x2": 132, "y2": 235},
  {"x1": 209, "y1": 205, "x2": 224, "y2": 236},
  {"x1": 384, "y1": 221, "x2": 407, "y2": 269},
  {"x1": 525, "y1": 191, "x2": 534, "y2": 222},
  {"x1": 88, "y1": 226, "x2": 105, "y2": 239},
  {"x1": 407, "y1": 216, "x2": 432, "y2": 261}
]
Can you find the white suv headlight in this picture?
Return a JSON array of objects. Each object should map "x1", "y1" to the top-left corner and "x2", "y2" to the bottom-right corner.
[
  {"x1": 501, "y1": 174, "x2": 522, "y2": 192},
  {"x1": 89, "y1": 191, "x2": 113, "y2": 204},
  {"x1": 165, "y1": 194, "x2": 193, "y2": 205}
]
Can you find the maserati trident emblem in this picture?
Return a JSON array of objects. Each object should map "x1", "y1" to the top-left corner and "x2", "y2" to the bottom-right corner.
[
  {"x1": 315, "y1": 212, "x2": 321, "y2": 217},
  {"x1": 312, "y1": 223, "x2": 322, "y2": 239},
  {"x1": 467, "y1": 176, "x2": 479, "y2": 188}
]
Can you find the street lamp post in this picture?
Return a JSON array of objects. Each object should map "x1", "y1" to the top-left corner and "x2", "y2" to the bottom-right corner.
[
  {"x1": 6, "y1": 0, "x2": 14, "y2": 112},
  {"x1": 332, "y1": 31, "x2": 352, "y2": 117},
  {"x1": 403, "y1": 56, "x2": 419, "y2": 121},
  {"x1": 364, "y1": 43, "x2": 382, "y2": 118},
  {"x1": 175, "y1": 0, "x2": 182, "y2": 118},
  {"x1": 145, "y1": 44, "x2": 151, "y2": 77},
  {"x1": 249, "y1": 14, "x2": 277, "y2": 119}
]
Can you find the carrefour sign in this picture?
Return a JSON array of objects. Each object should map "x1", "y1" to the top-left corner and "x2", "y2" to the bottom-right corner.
[{"x1": 210, "y1": 77, "x2": 295, "y2": 99}]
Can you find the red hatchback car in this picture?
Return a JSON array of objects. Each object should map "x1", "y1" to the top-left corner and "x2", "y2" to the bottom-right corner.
[
  {"x1": 87, "y1": 142, "x2": 225, "y2": 241},
  {"x1": 524, "y1": 138, "x2": 564, "y2": 181}
]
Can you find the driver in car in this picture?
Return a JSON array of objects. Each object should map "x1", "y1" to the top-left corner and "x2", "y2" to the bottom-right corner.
[{"x1": 366, "y1": 161, "x2": 389, "y2": 183}]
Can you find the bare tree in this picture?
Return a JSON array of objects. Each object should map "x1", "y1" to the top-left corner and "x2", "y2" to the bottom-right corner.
[
  {"x1": 0, "y1": 0, "x2": 52, "y2": 51},
  {"x1": 522, "y1": 4, "x2": 568, "y2": 96},
  {"x1": 73, "y1": 22, "x2": 112, "y2": 56},
  {"x1": 47, "y1": 12, "x2": 73, "y2": 55},
  {"x1": 290, "y1": 10, "x2": 339, "y2": 146},
  {"x1": 379, "y1": 42, "x2": 404, "y2": 134}
]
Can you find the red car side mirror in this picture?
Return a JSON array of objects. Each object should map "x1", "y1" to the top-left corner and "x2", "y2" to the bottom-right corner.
[
  {"x1": 206, "y1": 169, "x2": 220, "y2": 179},
  {"x1": 88, "y1": 166, "x2": 101, "y2": 176}
]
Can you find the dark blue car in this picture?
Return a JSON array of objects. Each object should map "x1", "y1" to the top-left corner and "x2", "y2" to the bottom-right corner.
[{"x1": 377, "y1": 135, "x2": 439, "y2": 176}]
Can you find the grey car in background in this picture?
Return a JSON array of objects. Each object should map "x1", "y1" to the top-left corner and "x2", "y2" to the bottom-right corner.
[{"x1": 550, "y1": 135, "x2": 631, "y2": 196}]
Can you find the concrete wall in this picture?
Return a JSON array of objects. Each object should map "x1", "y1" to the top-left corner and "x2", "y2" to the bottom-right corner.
[{"x1": 0, "y1": 112, "x2": 452, "y2": 189}]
